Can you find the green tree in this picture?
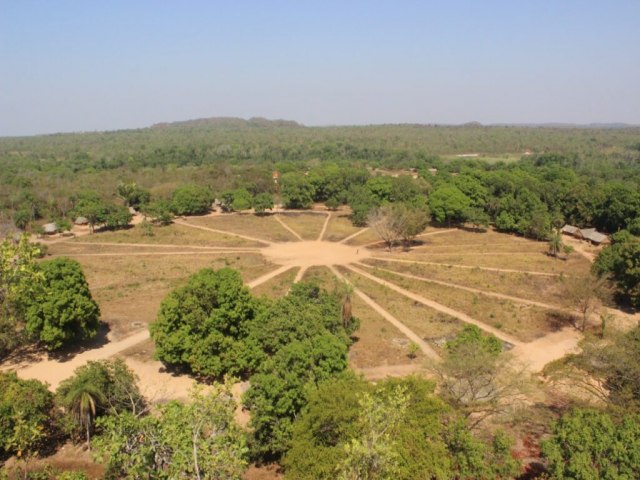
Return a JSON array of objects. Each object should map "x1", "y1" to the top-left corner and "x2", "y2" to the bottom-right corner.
[
  {"x1": 336, "y1": 386, "x2": 409, "y2": 480},
  {"x1": 170, "y1": 184, "x2": 214, "y2": 216},
  {"x1": 150, "y1": 268, "x2": 259, "y2": 379},
  {"x1": 142, "y1": 199, "x2": 174, "y2": 226},
  {"x1": 253, "y1": 192, "x2": 274, "y2": 215},
  {"x1": 593, "y1": 231, "x2": 640, "y2": 308},
  {"x1": 429, "y1": 185, "x2": 471, "y2": 225},
  {"x1": 542, "y1": 409, "x2": 640, "y2": 479},
  {"x1": 0, "y1": 372, "x2": 54, "y2": 459},
  {"x1": 281, "y1": 173, "x2": 315, "y2": 209},
  {"x1": 103, "y1": 205, "x2": 133, "y2": 230},
  {"x1": 116, "y1": 181, "x2": 150, "y2": 210},
  {"x1": 57, "y1": 359, "x2": 144, "y2": 447},
  {"x1": 0, "y1": 235, "x2": 43, "y2": 357},
  {"x1": 72, "y1": 193, "x2": 110, "y2": 234},
  {"x1": 94, "y1": 385, "x2": 247, "y2": 480},
  {"x1": 25, "y1": 258, "x2": 100, "y2": 350}
]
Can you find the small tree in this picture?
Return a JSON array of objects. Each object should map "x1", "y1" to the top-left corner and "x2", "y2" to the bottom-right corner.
[
  {"x1": 394, "y1": 204, "x2": 430, "y2": 247},
  {"x1": 116, "y1": 181, "x2": 150, "y2": 210},
  {"x1": 253, "y1": 192, "x2": 274, "y2": 215},
  {"x1": 433, "y1": 325, "x2": 529, "y2": 428},
  {"x1": 367, "y1": 205, "x2": 402, "y2": 251},
  {"x1": 170, "y1": 184, "x2": 214, "y2": 216},
  {"x1": 562, "y1": 274, "x2": 610, "y2": 332}
]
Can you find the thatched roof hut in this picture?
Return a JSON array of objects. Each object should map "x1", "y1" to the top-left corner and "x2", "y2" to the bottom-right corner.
[
  {"x1": 42, "y1": 223, "x2": 58, "y2": 234},
  {"x1": 74, "y1": 216, "x2": 89, "y2": 225}
]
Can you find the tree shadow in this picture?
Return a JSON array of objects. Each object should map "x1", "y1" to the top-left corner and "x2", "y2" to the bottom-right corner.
[
  {"x1": 49, "y1": 322, "x2": 112, "y2": 362},
  {"x1": 545, "y1": 311, "x2": 576, "y2": 332}
]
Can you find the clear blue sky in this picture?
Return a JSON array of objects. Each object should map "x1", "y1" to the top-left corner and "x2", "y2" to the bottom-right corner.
[{"x1": 1, "y1": 1, "x2": 639, "y2": 136}]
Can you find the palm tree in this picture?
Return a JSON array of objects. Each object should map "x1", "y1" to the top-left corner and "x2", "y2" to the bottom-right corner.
[
  {"x1": 548, "y1": 229, "x2": 563, "y2": 258},
  {"x1": 63, "y1": 382, "x2": 105, "y2": 449}
]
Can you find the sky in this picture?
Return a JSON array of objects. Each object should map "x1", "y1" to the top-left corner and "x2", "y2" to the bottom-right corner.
[{"x1": 1, "y1": 1, "x2": 639, "y2": 136}]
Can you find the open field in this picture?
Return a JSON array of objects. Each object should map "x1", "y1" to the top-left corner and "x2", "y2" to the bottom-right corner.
[
  {"x1": 251, "y1": 267, "x2": 298, "y2": 298},
  {"x1": 365, "y1": 267, "x2": 569, "y2": 342},
  {"x1": 45, "y1": 244, "x2": 276, "y2": 337},
  {"x1": 362, "y1": 259, "x2": 571, "y2": 305},
  {"x1": 323, "y1": 214, "x2": 364, "y2": 242},
  {"x1": 75, "y1": 222, "x2": 262, "y2": 248},
  {"x1": 276, "y1": 212, "x2": 328, "y2": 240},
  {"x1": 185, "y1": 214, "x2": 298, "y2": 242},
  {"x1": 340, "y1": 268, "x2": 464, "y2": 352}
]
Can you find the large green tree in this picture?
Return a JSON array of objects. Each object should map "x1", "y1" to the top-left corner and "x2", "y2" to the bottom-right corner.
[
  {"x1": 281, "y1": 173, "x2": 315, "y2": 209},
  {"x1": 25, "y1": 257, "x2": 100, "y2": 350},
  {"x1": 429, "y1": 185, "x2": 472, "y2": 225},
  {"x1": 170, "y1": 184, "x2": 214, "y2": 216},
  {"x1": 0, "y1": 235, "x2": 43, "y2": 357},
  {"x1": 542, "y1": 409, "x2": 640, "y2": 479},
  {"x1": 593, "y1": 230, "x2": 640, "y2": 308},
  {"x1": 150, "y1": 268, "x2": 259, "y2": 378}
]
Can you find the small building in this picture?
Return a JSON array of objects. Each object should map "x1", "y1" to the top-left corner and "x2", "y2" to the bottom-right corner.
[
  {"x1": 561, "y1": 224, "x2": 610, "y2": 245},
  {"x1": 74, "y1": 216, "x2": 89, "y2": 225},
  {"x1": 42, "y1": 223, "x2": 58, "y2": 235},
  {"x1": 579, "y1": 228, "x2": 610, "y2": 246}
]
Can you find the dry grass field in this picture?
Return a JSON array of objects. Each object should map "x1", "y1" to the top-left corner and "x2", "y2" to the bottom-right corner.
[
  {"x1": 323, "y1": 214, "x2": 364, "y2": 242},
  {"x1": 276, "y1": 212, "x2": 328, "y2": 240},
  {"x1": 185, "y1": 214, "x2": 298, "y2": 242},
  {"x1": 251, "y1": 267, "x2": 298, "y2": 298}
]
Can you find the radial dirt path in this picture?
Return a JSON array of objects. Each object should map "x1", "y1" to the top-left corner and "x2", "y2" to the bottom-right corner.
[
  {"x1": 51, "y1": 249, "x2": 261, "y2": 258},
  {"x1": 371, "y1": 256, "x2": 563, "y2": 277},
  {"x1": 328, "y1": 266, "x2": 441, "y2": 361},
  {"x1": 174, "y1": 219, "x2": 274, "y2": 245},
  {"x1": 246, "y1": 265, "x2": 295, "y2": 288},
  {"x1": 345, "y1": 264, "x2": 522, "y2": 346},
  {"x1": 317, "y1": 213, "x2": 331, "y2": 241},
  {"x1": 71, "y1": 241, "x2": 262, "y2": 251},
  {"x1": 293, "y1": 266, "x2": 308, "y2": 283},
  {"x1": 359, "y1": 263, "x2": 561, "y2": 311},
  {"x1": 12, "y1": 330, "x2": 151, "y2": 389},
  {"x1": 340, "y1": 227, "x2": 369, "y2": 244},
  {"x1": 273, "y1": 215, "x2": 304, "y2": 241}
]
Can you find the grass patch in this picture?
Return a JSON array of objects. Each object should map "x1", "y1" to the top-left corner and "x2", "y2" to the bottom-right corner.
[
  {"x1": 323, "y1": 214, "x2": 363, "y2": 242},
  {"x1": 75, "y1": 223, "x2": 261, "y2": 248},
  {"x1": 252, "y1": 267, "x2": 298, "y2": 298},
  {"x1": 186, "y1": 214, "x2": 298, "y2": 242},
  {"x1": 277, "y1": 212, "x2": 328, "y2": 240},
  {"x1": 367, "y1": 268, "x2": 568, "y2": 342},
  {"x1": 341, "y1": 269, "x2": 463, "y2": 351}
]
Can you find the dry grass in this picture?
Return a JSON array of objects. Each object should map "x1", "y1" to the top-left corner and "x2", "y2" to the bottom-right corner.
[
  {"x1": 300, "y1": 266, "x2": 418, "y2": 368},
  {"x1": 377, "y1": 249, "x2": 592, "y2": 275},
  {"x1": 348, "y1": 294, "x2": 424, "y2": 368},
  {"x1": 363, "y1": 258, "x2": 571, "y2": 306},
  {"x1": 75, "y1": 223, "x2": 261, "y2": 247},
  {"x1": 367, "y1": 268, "x2": 570, "y2": 342},
  {"x1": 341, "y1": 269, "x2": 464, "y2": 351},
  {"x1": 69, "y1": 249, "x2": 276, "y2": 337},
  {"x1": 276, "y1": 212, "x2": 328, "y2": 240},
  {"x1": 251, "y1": 267, "x2": 298, "y2": 298},
  {"x1": 186, "y1": 214, "x2": 298, "y2": 242},
  {"x1": 323, "y1": 214, "x2": 363, "y2": 242}
]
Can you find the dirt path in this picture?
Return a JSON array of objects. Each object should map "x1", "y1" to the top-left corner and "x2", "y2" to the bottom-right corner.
[
  {"x1": 293, "y1": 266, "x2": 307, "y2": 283},
  {"x1": 317, "y1": 213, "x2": 331, "y2": 241},
  {"x1": 174, "y1": 219, "x2": 274, "y2": 245},
  {"x1": 510, "y1": 328, "x2": 582, "y2": 372},
  {"x1": 339, "y1": 227, "x2": 369, "y2": 244},
  {"x1": 371, "y1": 256, "x2": 563, "y2": 277},
  {"x1": 362, "y1": 229, "x2": 470, "y2": 249},
  {"x1": 50, "y1": 249, "x2": 262, "y2": 258},
  {"x1": 328, "y1": 266, "x2": 441, "y2": 361},
  {"x1": 71, "y1": 241, "x2": 261, "y2": 251},
  {"x1": 563, "y1": 237, "x2": 598, "y2": 262},
  {"x1": 345, "y1": 264, "x2": 523, "y2": 346},
  {"x1": 359, "y1": 263, "x2": 562, "y2": 311},
  {"x1": 247, "y1": 265, "x2": 295, "y2": 288},
  {"x1": 273, "y1": 215, "x2": 304, "y2": 241},
  {"x1": 11, "y1": 330, "x2": 151, "y2": 390}
]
